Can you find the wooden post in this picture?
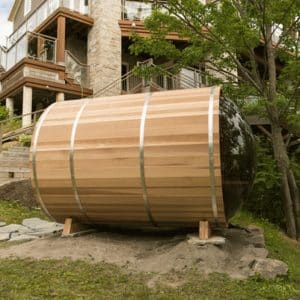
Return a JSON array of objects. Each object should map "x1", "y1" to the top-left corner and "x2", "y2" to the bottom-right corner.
[
  {"x1": 56, "y1": 16, "x2": 66, "y2": 65},
  {"x1": 63, "y1": 218, "x2": 73, "y2": 236},
  {"x1": 199, "y1": 221, "x2": 211, "y2": 240},
  {"x1": 62, "y1": 218, "x2": 91, "y2": 237}
]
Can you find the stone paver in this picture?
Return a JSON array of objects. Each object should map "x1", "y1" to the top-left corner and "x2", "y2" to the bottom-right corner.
[
  {"x1": 0, "y1": 218, "x2": 63, "y2": 243},
  {"x1": 0, "y1": 233, "x2": 10, "y2": 242},
  {"x1": 0, "y1": 224, "x2": 30, "y2": 234}
]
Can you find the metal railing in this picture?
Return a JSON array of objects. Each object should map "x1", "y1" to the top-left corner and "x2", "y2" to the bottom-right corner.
[
  {"x1": 121, "y1": 0, "x2": 167, "y2": 21},
  {"x1": 95, "y1": 59, "x2": 206, "y2": 96},
  {"x1": 65, "y1": 50, "x2": 90, "y2": 88},
  {"x1": 6, "y1": 0, "x2": 89, "y2": 49},
  {"x1": 1, "y1": 32, "x2": 57, "y2": 71},
  {"x1": 0, "y1": 0, "x2": 89, "y2": 72}
]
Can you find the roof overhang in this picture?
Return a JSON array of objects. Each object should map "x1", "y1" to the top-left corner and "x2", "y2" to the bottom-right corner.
[{"x1": 8, "y1": 0, "x2": 22, "y2": 22}]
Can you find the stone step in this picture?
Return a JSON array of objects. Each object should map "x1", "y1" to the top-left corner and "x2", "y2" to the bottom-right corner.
[
  {"x1": 0, "y1": 160, "x2": 29, "y2": 168},
  {"x1": 7, "y1": 146, "x2": 30, "y2": 153},
  {"x1": 1, "y1": 152, "x2": 30, "y2": 159}
]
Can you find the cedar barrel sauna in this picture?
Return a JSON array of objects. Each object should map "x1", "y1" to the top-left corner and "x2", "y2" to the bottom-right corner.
[{"x1": 30, "y1": 87, "x2": 256, "y2": 229}]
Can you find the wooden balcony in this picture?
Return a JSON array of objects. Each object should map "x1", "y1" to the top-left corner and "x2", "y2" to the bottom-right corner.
[
  {"x1": 0, "y1": 58, "x2": 93, "y2": 100},
  {"x1": 119, "y1": 20, "x2": 187, "y2": 41}
]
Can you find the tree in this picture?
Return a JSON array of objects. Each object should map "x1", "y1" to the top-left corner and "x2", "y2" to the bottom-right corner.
[{"x1": 130, "y1": 0, "x2": 300, "y2": 239}]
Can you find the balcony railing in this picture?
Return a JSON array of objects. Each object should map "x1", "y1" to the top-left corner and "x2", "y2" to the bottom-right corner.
[
  {"x1": 65, "y1": 50, "x2": 90, "y2": 88},
  {"x1": 121, "y1": 0, "x2": 167, "y2": 21},
  {"x1": 2, "y1": 32, "x2": 56, "y2": 71},
  {"x1": 6, "y1": 0, "x2": 89, "y2": 50}
]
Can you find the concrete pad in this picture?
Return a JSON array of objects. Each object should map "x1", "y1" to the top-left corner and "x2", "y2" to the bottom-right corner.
[{"x1": 187, "y1": 234, "x2": 226, "y2": 246}]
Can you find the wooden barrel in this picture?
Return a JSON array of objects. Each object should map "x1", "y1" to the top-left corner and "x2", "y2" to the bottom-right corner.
[{"x1": 30, "y1": 87, "x2": 228, "y2": 226}]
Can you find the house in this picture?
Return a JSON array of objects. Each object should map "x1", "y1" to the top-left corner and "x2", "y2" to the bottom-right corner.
[{"x1": 0, "y1": 0, "x2": 205, "y2": 128}]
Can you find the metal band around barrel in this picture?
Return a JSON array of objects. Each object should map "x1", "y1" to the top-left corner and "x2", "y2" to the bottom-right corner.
[
  {"x1": 140, "y1": 92, "x2": 157, "y2": 227},
  {"x1": 32, "y1": 104, "x2": 55, "y2": 219},
  {"x1": 208, "y1": 86, "x2": 219, "y2": 221},
  {"x1": 70, "y1": 100, "x2": 90, "y2": 218}
]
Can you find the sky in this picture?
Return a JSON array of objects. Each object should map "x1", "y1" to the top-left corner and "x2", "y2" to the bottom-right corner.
[{"x1": 0, "y1": 0, "x2": 13, "y2": 46}]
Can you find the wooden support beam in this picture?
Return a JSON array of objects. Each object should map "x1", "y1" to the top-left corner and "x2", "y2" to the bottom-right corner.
[
  {"x1": 56, "y1": 16, "x2": 66, "y2": 65},
  {"x1": 199, "y1": 221, "x2": 211, "y2": 240},
  {"x1": 62, "y1": 218, "x2": 92, "y2": 237}
]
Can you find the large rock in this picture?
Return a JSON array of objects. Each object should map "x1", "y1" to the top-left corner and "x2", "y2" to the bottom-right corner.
[
  {"x1": 0, "y1": 180, "x2": 37, "y2": 208},
  {"x1": 0, "y1": 222, "x2": 6, "y2": 227},
  {"x1": 251, "y1": 258, "x2": 288, "y2": 279}
]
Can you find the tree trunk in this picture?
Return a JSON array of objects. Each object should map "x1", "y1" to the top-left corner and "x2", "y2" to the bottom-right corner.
[
  {"x1": 265, "y1": 24, "x2": 299, "y2": 239},
  {"x1": 271, "y1": 124, "x2": 297, "y2": 239},
  {"x1": 287, "y1": 169, "x2": 300, "y2": 238}
]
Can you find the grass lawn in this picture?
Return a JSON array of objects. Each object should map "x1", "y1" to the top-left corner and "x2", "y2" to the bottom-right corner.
[
  {"x1": 0, "y1": 200, "x2": 47, "y2": 224},
  {"x1": 0, "y1": 201, "x2": 299, "y2": 299}
]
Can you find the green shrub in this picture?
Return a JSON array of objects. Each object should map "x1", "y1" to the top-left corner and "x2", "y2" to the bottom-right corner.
[
  {"x1": 18, "y1": 134, "x2": 32, "y2": 147},
  {"x1": 243, "y1": 138, "x2": 284, "y2": 228},
  {"x1": 0, "y1": 105, "x2": 9, "y2": 121}
]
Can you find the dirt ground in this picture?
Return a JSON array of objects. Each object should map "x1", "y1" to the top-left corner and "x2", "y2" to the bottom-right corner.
[{"x1": 0, "y1": 226, "x2": 272, "y2": 280}]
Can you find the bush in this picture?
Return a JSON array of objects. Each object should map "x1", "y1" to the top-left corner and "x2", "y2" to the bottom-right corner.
[
  {"x1": 0, "y1": 105, "x2": 9, "y2": 121},
  {"x1": 243, "y1": 138, "x2": 285, "y2": 228},
  {"x1": 18, "y1": 134, "x2": 32, "y2": 147}
]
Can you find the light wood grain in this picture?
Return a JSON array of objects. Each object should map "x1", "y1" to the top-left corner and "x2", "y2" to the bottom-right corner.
[{"x1": 31, "y1": 87, "x2": 226, "y2": 226}]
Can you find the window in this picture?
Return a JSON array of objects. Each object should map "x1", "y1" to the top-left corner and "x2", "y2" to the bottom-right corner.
[{"x1": 24, "y1": 0, "x2": 32, "y2": 16}]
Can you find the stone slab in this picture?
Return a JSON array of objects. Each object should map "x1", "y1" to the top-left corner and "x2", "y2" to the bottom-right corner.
[
  {"x1": 0, "y1": 224, "x2": 30, "y2": 234},
  {"x1": 0, "y1": 233, "x2": 10, "y2": 242},
  {"x1": 187, "y1": 234, "x2": 226, "y2": 246},
  {"x1": 22, "y1": 218, "x2": 63, "y2": 232},
  {"x1": 9, "y1": 234, "x2": 39, "y2": 242},
  {"x1": 0, "y1": 222, "x2": 6, "y2": 227}
]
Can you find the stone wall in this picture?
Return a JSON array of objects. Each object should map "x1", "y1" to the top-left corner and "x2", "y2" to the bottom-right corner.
[{"x1": 88, "y1": 0, "x2": 122, "y2": 97}]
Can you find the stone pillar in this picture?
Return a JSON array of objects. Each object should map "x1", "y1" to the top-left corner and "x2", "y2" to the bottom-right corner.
[
  {"x1": 88, "y1": 0, "x2": 122, "y2": 97},
  {"x1": 5, "y1": 98, "x2": 14, "y2": 118},
  {"x1": 57, "y1": 16, "x2": 66, "y2": 65},
  {"x1": 56, "y1": 92, "x2": 65, "y2": 102},
  {"x1": 22, "y1": 86, "x2": 33, "y2": 128}
]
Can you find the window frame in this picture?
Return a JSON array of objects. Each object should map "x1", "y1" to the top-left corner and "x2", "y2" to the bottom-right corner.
[{"x1": 24, "y1": 0, "x2": 32, "y2": 16}]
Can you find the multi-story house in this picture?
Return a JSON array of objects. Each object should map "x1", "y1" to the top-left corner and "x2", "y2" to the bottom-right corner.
[{"x1": 0, "y1": 0, "x2": 205, "y2": 128}]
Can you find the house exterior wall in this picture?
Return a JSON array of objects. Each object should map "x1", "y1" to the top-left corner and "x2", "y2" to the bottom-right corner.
[
  {"x1": 88, "y1": 0, "x2": 122, "y2": 97},
  {"x1": 13, "y1": 0, "x2": 44, "y2": 31}
]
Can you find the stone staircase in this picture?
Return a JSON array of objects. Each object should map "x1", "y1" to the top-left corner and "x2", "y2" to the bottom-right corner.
[{"x1": 0, "y1": 147, "x2": 30, "y2": 185}]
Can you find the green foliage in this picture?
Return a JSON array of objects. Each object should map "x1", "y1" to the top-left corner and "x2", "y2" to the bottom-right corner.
[
  {"x1": 1, "y1": 118, "x2": 22, "y2": 134},
  {"x1": 244, "y1": 138, "x2": 284, "y2": 227},
  {"x1": 18, "y1": 134, "x2": 32, "y2": 147},
  {"x1": 0, "y1": 200, "x2": 46, "y2": 224},
  {"x1": 0, "y1": 106, "x2": 9, "y2": 121}
]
